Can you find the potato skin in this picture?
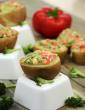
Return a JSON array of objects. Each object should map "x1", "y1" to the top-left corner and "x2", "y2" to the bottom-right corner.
[
  {"x1": 71, "y1": 40, "x2": 85, "y2": 65},
  {"x1": 20, "y1": 56, "x2": 61, "y2": 80},
  {"x1": 0, "y1": 28, "x2": 18, "y2": 52},
  {"x1": 4, "y1": 6, "x2": 26, "y2": 24},
  {"x1": 0, "y1": 35, "x2": 17, "y2": 52},
  {"x1": 57, "y1": 50, "x2": 68, "y2": 63},
  {"x1": 72, "y1": 52, "x2": 85, "y2": 65}
]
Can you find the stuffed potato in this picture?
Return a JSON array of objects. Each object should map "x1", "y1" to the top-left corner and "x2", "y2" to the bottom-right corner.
[{"x1": 20, "y1": 50, "x2": 61, "y2": 80}]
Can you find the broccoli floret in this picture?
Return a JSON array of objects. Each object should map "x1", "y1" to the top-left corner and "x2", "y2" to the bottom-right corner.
[
  {"x1": 69, "y1": 67, "x2": 85, "y2": 78},
  {"x1": 0, "y1": 96, "x2": 14, "y2": 110},
  {"x1": 34, "y1": 77, "x2": 54, "y2": 86},
  {"x1": 22, "y1": 44, "x2": 34, "y2": 55},
  {"x1": 0, "y1": 83, "x2": 6, "y2": 96},
  {"x1": 65, "y1": 96, "x2": 85, "y2": 107},
  {"x1": 0, "y1": 82, "x2": 15, "y2": 110}
]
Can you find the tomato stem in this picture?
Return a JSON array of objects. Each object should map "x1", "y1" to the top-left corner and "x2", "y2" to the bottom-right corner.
[{"x1": 47, "y1": 8, "x2": 58, "y2": 17}]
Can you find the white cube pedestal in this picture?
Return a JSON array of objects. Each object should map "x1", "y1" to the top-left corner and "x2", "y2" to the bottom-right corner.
[
  {"x1": 14, "y1": 73, "x2": 73, "y2": 110},
  {"x1": 0, "y1": 45, "x2": 24, "y2": 80},
  {"x1": 12, "y1": 25, "x2": 36, "y2": 46}
]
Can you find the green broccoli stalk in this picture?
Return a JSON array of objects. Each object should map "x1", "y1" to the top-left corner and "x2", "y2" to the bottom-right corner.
[
  {"x1": 6, "y1": 84, "x2": 16, "y2": 89},
  {"x1": 69, "y1": 67, "x2": 85, "y2": 78},
  {"x1": 4, "y1": 48, "x2": 20, "y2": 54},
  {"x1": 65, "y1": 96, "x2": 85, "y2": 107},
  {"x1": 0, "y1": 96, "x2": 14, "y2": 110},
  {"x1": 22, "y1": 44, "x2": 34, "y2": 55},
  {"x1": 34, "y1": 77, "x2": 54, "y2": 86}
]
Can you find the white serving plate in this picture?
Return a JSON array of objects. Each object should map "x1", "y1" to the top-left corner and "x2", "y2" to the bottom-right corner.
[
  {"x1": 12, "y1": 24, "x2": 36, "y2": 46},
  {"x1": 0, "y1": 45, "x2": 24, "y2": 80},
  {"x1": 14, "y1": 73, "x2": 73, "y2": 110}
]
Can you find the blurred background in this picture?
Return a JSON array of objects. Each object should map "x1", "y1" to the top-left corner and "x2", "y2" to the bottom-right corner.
[
  {"x1": 19, "y1": 0, "x2": 85, "y2": 20},
  {"x1": 1, "y1": 0, "x2": 85, "y2": 20}
]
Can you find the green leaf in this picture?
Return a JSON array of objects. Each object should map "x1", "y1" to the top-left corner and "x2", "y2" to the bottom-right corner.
[{"x1": 22, "y1": 44, "x2": 34, "y2": 55}]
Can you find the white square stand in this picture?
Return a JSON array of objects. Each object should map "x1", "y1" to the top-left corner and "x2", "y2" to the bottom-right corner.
[
  {"x1": 0, "y1": 45, "x2": 24, "y2": 80},
  {"x1": 14, "y1": 73, "x2": 73, "y2": 110},
  {"x1": 12, "y1": 25, "x2": 36, "y2": 46}
]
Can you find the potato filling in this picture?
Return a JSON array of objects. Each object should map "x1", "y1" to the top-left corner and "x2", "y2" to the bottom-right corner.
[
  {"x1": 72, "y1": 40, "x2": 85, "y2": 52},
  {"x1": 35, "y1": 39, "x2": 67, "y2": 53},
  {"x1": 57, "y1": 29, "x2": 81, "y2": 46},
  {"x1": 24, "y1": 51, "x2": 57, "y2": 65},
  {"x1": 0, "y1": 2, "x2": 23, "y2": 14},
  {"x1": 0, "y1": 27, "x2": 17, "y2": 39}
]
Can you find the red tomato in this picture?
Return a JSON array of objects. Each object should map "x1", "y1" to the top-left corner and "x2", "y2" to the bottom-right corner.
[
  {"x1": 32, "y1": 7, "x2": 72, "y2": 38},
  {"x1": 41, "y1": 51, "x2": 56, "y2": 64},
  {"x1": 80, "y1": 45, "x2": 85, "y2": 49}
]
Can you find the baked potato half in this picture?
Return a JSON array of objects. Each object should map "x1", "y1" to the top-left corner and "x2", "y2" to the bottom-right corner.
[
  {"x1": 0, "y1": 27, "x2": 18, "y2": 52},
  {"x1": 20, "y1": 50, "x2": 61, "y2": 80},
  {"x1": 0, "y1": 1, "x2": 26, "y2": 26},
  {"x1": 57, "y1": 28, "x2": 82, "y2": 53},
  {"x1": 71, "y1": 40, "x2": 85, "y2": 65}
]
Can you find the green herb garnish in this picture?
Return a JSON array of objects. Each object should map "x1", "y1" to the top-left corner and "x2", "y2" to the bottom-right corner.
[
  {"x1": 25, "y1": 52, "x2": 42, "y2": 65},
  {"x1": 22, "y1": 44, "x2": 34, "y2": 55},
  {"x1": 69, "y1": 67, "x2": 85, "y2": 78},
  {"x1": 34, "y1": 77, "x2": 54, "y2": 86},
  {"x1": 4, "y1": 48, "x2": 20, "y2": 54},
  {"x1": 18, "y1": 21, "x2": 28, "y2": 26},
  {"x1": 67, "y1": 41, "x2": 74, "y2": 47},
  {"x1": 65, "y1": 96, "x2": 85, "y2": 107}
]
